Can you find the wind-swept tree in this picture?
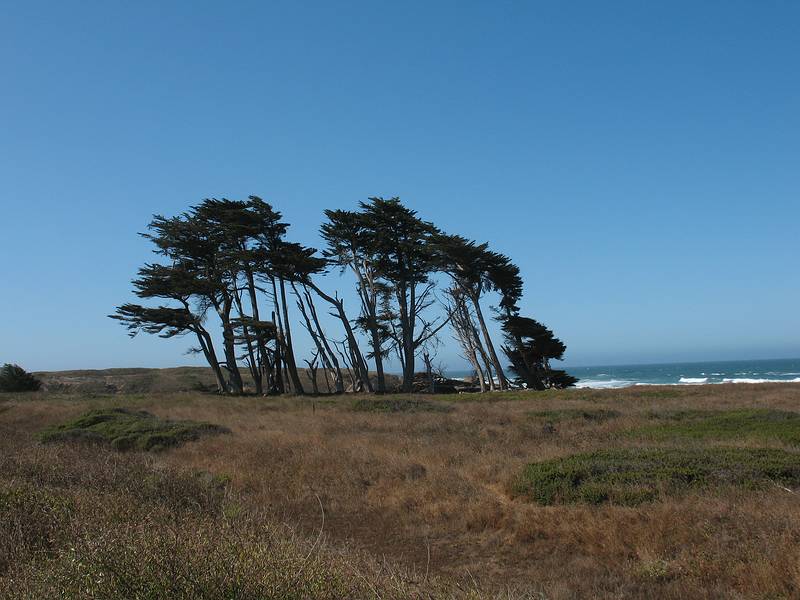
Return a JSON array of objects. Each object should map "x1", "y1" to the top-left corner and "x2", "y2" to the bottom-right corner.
[
  {"x1": 112, "y1": 198, "x2": 288, "y2": 395},
  {"x1": 147, "y1": 208, "x2": 246, "y2": 393},
  {"x1": 281, "y1": 239, "x2": 372, "y2": 392},
  {"x1": 321, "y1": 209, "x2": 390, "y2": 392},
  {"x1": 192, "y1": 197, "x2": 285, "y2": 395},
  {"x1": 434, "y1": 234, "x2": 513, "y2": 390},
  {"x1": 358, "y1": 197, "x2": 447, "y2": 392},
  {"x1": 443, "y1": 286, "x2": 490, "y2": 392},
  {"x1": 500, "y1": 316, "x2": 576, "y2": 389},
  {"x1": 0, "y1": 364, "x2": 42, "y2": 392},
  {"x1": 110, "y1": 256, "x2": 233, "y2": 393}
]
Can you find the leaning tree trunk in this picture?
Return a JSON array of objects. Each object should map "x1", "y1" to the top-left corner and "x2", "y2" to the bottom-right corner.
[
  {"x1": 307, "y1": 282, "x2": 372, "y2": 393},
  {"x1": 352, "y1": 266, "x2": 387, "y2": 392},
  {"x1": 304, "y1": 288, "x2": 344, "y2": 394},
  {"x1": 278, "y1": 278, "x2": 304, "y2": 395},
  {"x1": 295, "y1": 284, "x2": 344, "y2": 394},
  {"x1": 468, "y1": 349, "x2": 486, "y2": 393},
  {"x1": 233, "y1": 290, "x2": 262, "y2": 395},
  {"x1": 423, "y1": 352, "x2": 435, "y2": 394},
  {"x1": 398, "y1": 286, "x2": 416, "y2": 393},
  {"x1": 184, "y1": 299, "x2": 228, "y2": 393},
  {"x1": 471, "y1": 293, "x2": 508, "y2": 390},
  {"x1": 270, "y1": 280, "x2": 286, "y2": 394},
  {"x1": 193, "y1": 325, "x2": 227, "y2": 394},
  {"x1": 243, "y1": 266, "x2": 271, "y2": 393},
  {"x1": 215, "y1": 296, "x2": 244, "y2": 394}
]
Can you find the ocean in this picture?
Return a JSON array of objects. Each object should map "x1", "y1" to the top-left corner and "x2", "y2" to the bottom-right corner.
[{"x1": 448, "y1": 357, "x2": 800, "y2": 389}]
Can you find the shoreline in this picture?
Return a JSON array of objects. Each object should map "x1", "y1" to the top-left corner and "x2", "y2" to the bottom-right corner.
[{"x1": 575, "y1": 377, "x2": 800, "y2": 389}]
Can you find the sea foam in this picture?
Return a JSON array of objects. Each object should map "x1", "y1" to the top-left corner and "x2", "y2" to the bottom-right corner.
[
  {"x1": 722, "y1": 377, "x2": 800, "y2": 384},
  {"x1": 574, "y1": 379, "x2": 635, "y2": 389}
]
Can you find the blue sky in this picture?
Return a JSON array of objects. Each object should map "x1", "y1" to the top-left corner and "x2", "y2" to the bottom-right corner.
[{"x1": 1, "y1": 1, "x2": 798, "y2": 372}]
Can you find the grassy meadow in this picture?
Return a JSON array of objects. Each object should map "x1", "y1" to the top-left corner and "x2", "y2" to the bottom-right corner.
[{"x1": 2, "y1": 381, "x2": 800, "y2": 598}]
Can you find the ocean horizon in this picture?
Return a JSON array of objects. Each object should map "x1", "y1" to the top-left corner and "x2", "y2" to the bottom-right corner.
[{"x1": 448, "y1": 357, "x2": 800, "y2": 389}]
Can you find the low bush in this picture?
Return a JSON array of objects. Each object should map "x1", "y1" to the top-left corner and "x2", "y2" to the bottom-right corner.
[
  {"x1": 39, "y1": 408, "x2": 229, "y2": 452},
  {"x1": 0, "y1": 364, "x2": 41, "y2": 392},
  {"x1": 515, "y1": 447, "x2": 800, "y2": 505},
  {"x1": 633, "y1": 409, "x2": 800, "y2": 445}
]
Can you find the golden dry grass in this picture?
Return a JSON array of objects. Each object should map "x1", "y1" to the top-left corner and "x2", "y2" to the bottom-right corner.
[{"x1": 3, "y1": 382, "x2": 800, "y2": 598}]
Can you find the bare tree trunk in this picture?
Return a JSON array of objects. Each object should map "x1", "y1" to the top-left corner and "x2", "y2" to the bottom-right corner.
[
  {"x1": 470, "y1": 294, "x2": 508, "y2": 390},
  {"x1": 214, "y1": 296, "x2": 243, "y2": 394},
  {"x1": 352, "y1": 264, "x2": 387, "y2": 392},
  {"x1": 305, "y1": 290, "x2": 344, "y2": 394},
  {"x1": 293, "y1": 283, "x2": 344, "y2": 394},
  {"x1": 243, "y1": 265, "x2": 271, "y2": 394},
  {"x1": 307, "y1": 282, "x2": 372, "y2": 393},
  {"x1": 182, "y1": 298, "x2": 227, "y2": 393},
  {"x1": 468, "y1": 350, "x2": 486, "y2": 393},
  {"x1": 397, "y1": 284, "x2": 416, "y2": 393},
  {"x1": 233, "y1": 288, "x2": 262, "y2": 394},
  {"x1": 334, "y1": 342, "x2": 356, "y2": 391},
  {"x1": 304, "y1": 354, "x2": 320, "y2": 395},
  {"x1": 194, "y1": 326, "x2": 227, "y2": 393},
  {"x1": 423, "y1": 351, "x2": 435, "y2": 393},
  {"x1": 277, "y1": 278, "x2": 304, "y2": 395},
  {"x1": 270, "y1": 280, "x2": 286, "y2": 394}
]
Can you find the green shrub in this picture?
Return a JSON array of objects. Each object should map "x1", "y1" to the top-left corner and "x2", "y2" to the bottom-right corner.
[
  {"x1": 39, "y1": 408, "x2": 229, "y2": 452},
  {"x1": 0, "y1": 364, "x2": 41, "y2": 392},
  {"x1": 633, "y1": 409, "x2": 800, "y2": 445},
  {"x1": 515, "y1": 447, "x2": 800, "y2": 506}
]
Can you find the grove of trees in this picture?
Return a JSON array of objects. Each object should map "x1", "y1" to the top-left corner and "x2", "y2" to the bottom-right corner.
[{"x1": 111, "y1": 196, "x2": 575, "y2": 395}]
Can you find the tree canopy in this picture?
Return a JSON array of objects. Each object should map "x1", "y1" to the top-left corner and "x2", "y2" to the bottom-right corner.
[{"x1": 112, "y1": 195, "x2": 576, "y2": 394}]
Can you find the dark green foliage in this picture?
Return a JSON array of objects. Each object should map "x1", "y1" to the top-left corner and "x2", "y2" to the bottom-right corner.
[
  {"x1": 633, "y1": 409, "x2": 800, "y2": 445},
  {"x1": 0, "y1": 364, "x2": 42, "y2": 392},
  {"x1": 528, "y1": 408, "x2": 620, "y2": 422},
  {"x1": 111, "y1": 193, "x2": 573, "y2": 398},
  {"x1": 515, "y1": 447, "x2": 800, "y2": 505},
  {"x1": 39, "y1": 408, "x2": 229, "y2": 452},
  {"x1": 351, "y1": 397, "x2": 452, "y2": 413},
  {"x1": 547, "y1": 370, "x2": 580, "y2": 389},
  {"x1": 110, "y1": 304, "x2": 197, "y2": 338},
  {"x1": 500, "y1": 316, "x2": 576, "y2": 389},
  {"x1": 357, "y1": 198, "x2": 442, "y2": 392}
]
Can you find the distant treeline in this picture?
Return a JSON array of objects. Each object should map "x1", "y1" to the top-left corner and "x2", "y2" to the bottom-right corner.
[{"x1": 111, "y1": 197, "x2": 575, "y2": 395}]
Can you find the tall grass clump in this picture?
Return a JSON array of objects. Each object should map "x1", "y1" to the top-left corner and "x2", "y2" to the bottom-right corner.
[{"x1": 351, "y1": 397, "x2": 452, "y2": 413}]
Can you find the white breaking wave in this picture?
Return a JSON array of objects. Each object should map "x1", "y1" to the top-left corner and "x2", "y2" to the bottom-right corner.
[
  {"x1": 574, "y1": 376, "x2": 800, "y2": 389},
  {"x1": 721, "y1": 377, "x2": 800, "y2": 384},
  {"x1": 574, "y1": 379, "x2": 636, "y2": 389}
]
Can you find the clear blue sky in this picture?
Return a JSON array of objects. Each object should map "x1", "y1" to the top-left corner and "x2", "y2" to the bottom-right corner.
[{"x1": 1, "y1": 1, "x2": 798, "y2": 372}]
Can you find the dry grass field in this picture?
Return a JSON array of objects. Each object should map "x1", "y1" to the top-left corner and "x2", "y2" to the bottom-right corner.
[{"x1": 2, "y1": 382, "x2": 800, "y2": 598}]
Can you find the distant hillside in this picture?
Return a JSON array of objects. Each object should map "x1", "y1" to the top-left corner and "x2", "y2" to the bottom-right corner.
[{"x1": 34, "y1": 367, "x2": 402, "y2": 394}]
